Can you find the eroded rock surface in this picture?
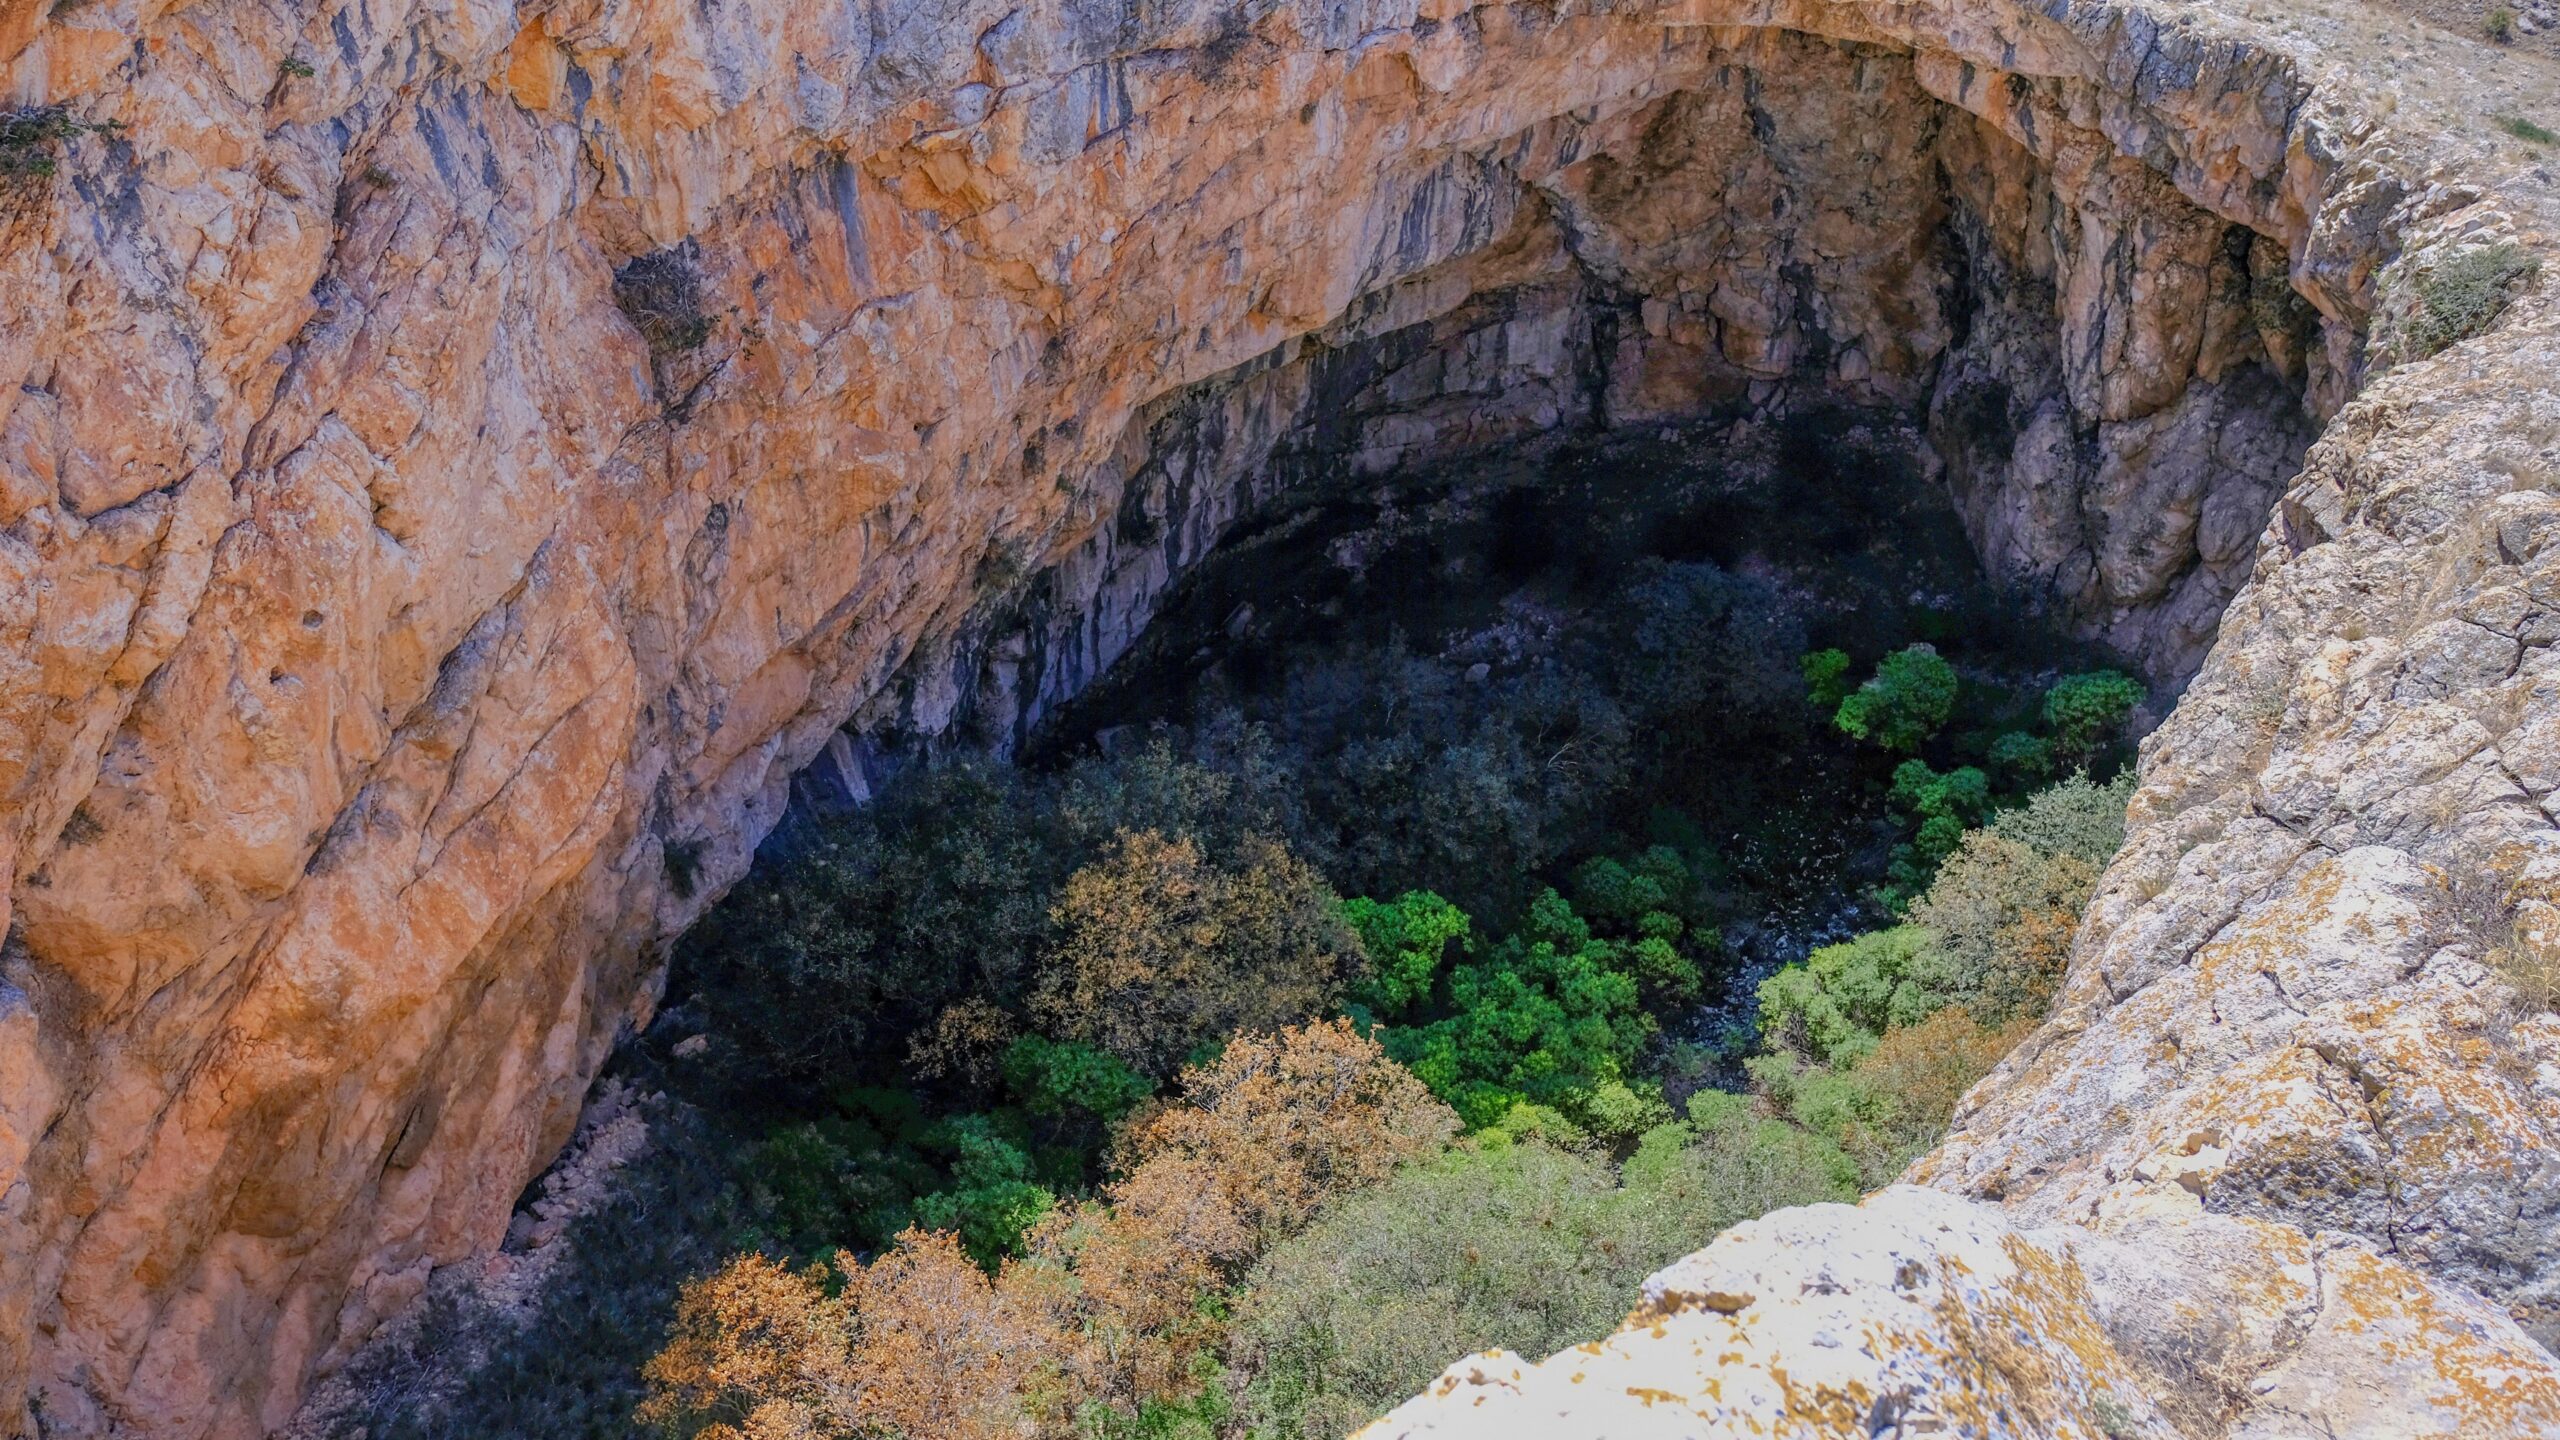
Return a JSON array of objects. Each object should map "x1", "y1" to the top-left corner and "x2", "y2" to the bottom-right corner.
[
  {"x1": 0, "y1": 0, "x2": 2553, "y2": 1432},
  {"x1": 1367, "y1": 1186, "x2": 2560, "y2": 1438}
]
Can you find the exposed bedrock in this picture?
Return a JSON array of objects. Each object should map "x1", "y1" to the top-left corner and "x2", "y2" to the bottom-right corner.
[{"x1": 0, "y1": 0, "x2": 2553, "y2": 1433}]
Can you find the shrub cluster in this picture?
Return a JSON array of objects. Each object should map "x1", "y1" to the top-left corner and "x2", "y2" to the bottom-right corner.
[
  {"x1": 641, "y1": 1023, "x2": 1455, "y2": 1439},
  {"x1": 1748, "y1": 773, "x2": 2130, "y2": 1181},
  {"x1": 1229, "y1": 1093, "x2": 1853, "y2": 1439},
  {"x1": 2397, "y1": 244, "x2": 2540, "y2": 361},
  {"x1": 633, "y1": 512, "x2": 2145, "y2": 1439},
  {"x1": 646, "y1": 769, "x2": 2129, "y2": 1437},
  {"x1": 1804, "y1": 646, "x2": 2140, "y2": 903}
]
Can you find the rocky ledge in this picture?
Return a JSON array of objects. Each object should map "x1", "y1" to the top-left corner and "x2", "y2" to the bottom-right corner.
[{"x1": 0, "y1": 0, "x2": 2555, "y2": 1433}]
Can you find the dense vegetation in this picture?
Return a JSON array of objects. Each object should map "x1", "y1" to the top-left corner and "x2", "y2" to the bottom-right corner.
[{"x1": 341, "y1": 419, "x2": 2149, "y2": 1439}]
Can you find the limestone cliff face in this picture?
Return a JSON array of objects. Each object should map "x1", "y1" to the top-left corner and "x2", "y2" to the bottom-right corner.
[{"x1": 0, "y1": 0, "x2": 2551, "y2": 1433}]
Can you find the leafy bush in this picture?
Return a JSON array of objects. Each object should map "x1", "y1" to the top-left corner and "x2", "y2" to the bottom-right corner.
[
  {"x1": 1026, "y1": 1021, "x2": 1455, "y2": 1420},
  {"x1": 2498, "y1": 114, "x2": 2557, "y2": 145},
  {"x1": 1800, "y1": 647, "x2": 1854, "y2": 709},
  {"x1": 1890, "y1": 760, "x2": 1992, "y2": 830},
  {"x1": 0, "y1": 105, "x2": 116, "y2": 182},
  {"x1": 912, "y1": 1115, "x2": 1057, "y2": 1268},
  {"x1": 1340, "y1": 890, "x2": 1472, "y2": 1021},
  {"x1": 1056, "y1": 734, "x2": 1290, "y2": 859},
  {"x1": 1568, "y1": 848, "x2": 1712, "y2": 1008},
  {"x1": 1037, "y1": 829, "x2": 1361, "y2": 1079},
  {"x1": 1987, "y1": 730, "x2": 2052, "y2": 784},
  {"x1": 2400, "y1": 244, "x2": 2540, "y2": 360},
  {"x1": 1756, "y1": 924, "x2": 1939, "y2": 1066},
  {"x1": 1838, "y1": 1006, "x2": 2032, "y2": 1147},
  {"x1": 1906, "y1": 837, "x2": 2099, "y2": 1025},
  {"x1": 2042, "y1": 670, "x2": 2144, "y2": 763},
  {"x1": 640, "y1": 1233, "x2": 1052, "y2": 1440},
  {"x1": 1231, "y1": 1096, "x2": 1852, "y2": 1439},
  {"x1": 1246, "y1": 653, "x2": 1634, "y2": 919},
  {"x1": 1755, "y1": 1003, "x2": 2033, "y2": 1181},
  {"x1": 1114, "y1": 1020, "x2": 1460, "y2": 1241},
  {"x1": 1832, "y1": 644, "x2": 1958, "y2": 752},
  {"x1": 1001, "y1": 1035, "x2": 1152, "y2": 1126},
  {"x1": 1383, "y1": 890, "x2": 1657, "y2": 1129},
  {"x1": 1979, "y1": 770, "x2": 2134, "y2": 865}
]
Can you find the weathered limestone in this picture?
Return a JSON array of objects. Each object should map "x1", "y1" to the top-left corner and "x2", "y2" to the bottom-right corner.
[
  {"x1": 0, "y1": 0, "x2": 2553, "y2": 1432},
  {"x1": 1368, "y1": 1185, "x2": 2560, "y2": 1438}
]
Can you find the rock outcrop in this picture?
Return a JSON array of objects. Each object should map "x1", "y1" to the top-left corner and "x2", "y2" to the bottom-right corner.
[
  {"x1": 0, "y1": 0, "x2": 2553, "y2": 1433},
  {"x1": 1372, "y1": 1184, "x2": 2560, "y2": 1438},
  {"x1": 1370, "y1": 8, "x2": 2560, "y2": 1437}
]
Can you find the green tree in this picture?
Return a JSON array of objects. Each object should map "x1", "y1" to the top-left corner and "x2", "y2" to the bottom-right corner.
[
  {"x1": 1383, "y1": 890, "x2": 1655, "y2": 1129},
  {"x1": 1754, "y1": 924, "x2": 1940, "y2": 1066},
  {"x1": 1801, "y1": 648, "x2": 1855, "y2": 709},
  {"x1": 2042, "y1": 670, "x2": 2144, "y2": 762},
  {"x1": 1000, "y1": 1034, "x2": 1152, "y2": 1125},
  {"x1": 913, "y1": 1115, "x2": 1055, "y2": 1268},
  {"x1": 1888, "y1": 759, "x2": 1993, "y2": 877},
  {"x1": 1832, "y1": 644, "x2": 1958, "y2": 752},
  {"x1": 1567, "y1": 851, "x2": 1709, "y2": 1009},
  {"x1": 680, "y1": 759, "x2": 1068, "y2": 1088},
  {"x1": 1987, "y1": 730, "x2": 2052, "y2": 784},
  {"x1": 1340, "y1": 891, "x2": 1472, "y2": 1021}
]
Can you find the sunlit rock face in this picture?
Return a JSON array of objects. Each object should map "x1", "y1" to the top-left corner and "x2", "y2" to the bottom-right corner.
[{"x1": 0, "y1": 0, "x2": 2553, "y2": 1432}]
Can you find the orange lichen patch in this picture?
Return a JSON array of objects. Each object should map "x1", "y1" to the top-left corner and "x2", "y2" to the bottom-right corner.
[
  {"x1": 2321, "y1": 1246, "x2": 2560, "y2": 1434},
  {"x1": 2187, "y1": 861, "x2": 2357, "y2": 999}
]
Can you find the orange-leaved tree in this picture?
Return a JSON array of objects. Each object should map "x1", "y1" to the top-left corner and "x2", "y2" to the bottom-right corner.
[
  {"x1": 642, "y1": 1020, "x2": 1455, "y2": 1438},
  {"x1": 639, "y1": 1230, "x2": 1054, "y2": 1440},
  {"x1": 1035, "y1": 830, "x2": 1363, "y2": 1078}
]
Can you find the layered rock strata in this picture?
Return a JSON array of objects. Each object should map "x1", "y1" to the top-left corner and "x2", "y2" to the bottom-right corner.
[{"x1": 0, "y1": 0, "x2": 2552, "y2": 1434}]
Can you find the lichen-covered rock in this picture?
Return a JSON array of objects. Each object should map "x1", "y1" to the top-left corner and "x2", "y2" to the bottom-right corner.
[
  {"x1": 1364, "y1": 1186, "x2": 2560, "y2": 1439},
  {"x1": 0, "y1": 0, "x2": 2554, "y2": 1431}
]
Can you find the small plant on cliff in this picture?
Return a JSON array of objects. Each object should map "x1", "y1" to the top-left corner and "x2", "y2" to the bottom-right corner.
[
  {"x1": 279, "y1": 56, "x2": 316, "y2": 80},
  {"x1": 661, "y1": 836, "x2": 707, "y2": 898},
  {"x1": 2497, "y1": 114, "x2": 2558, "y2": 145},
  {"x1": 614, "y1": 245, "x2": 716, "y2": 357},
  {"x1": 2457, "y1": 872, "x2": 2560, "y2": 1012},
  {"x1": 2485, "y1": 5, "x2": 2518, "y2": 41},
  {"x1": 2248, "y1": 265, "x2": 2317, "y2": 341},
  {"x1": 0, "y1": 105, "x2": 114, "y2": 183},
  {"x1": 2399, "y1": 244, "x2": 2540, "y2": 360}
]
